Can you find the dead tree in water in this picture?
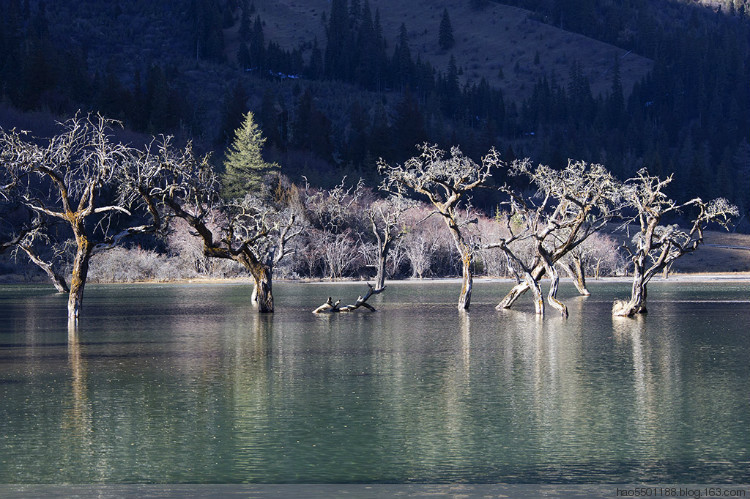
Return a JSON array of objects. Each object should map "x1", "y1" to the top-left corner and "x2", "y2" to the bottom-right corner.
[
  {"x1": 487, "y1": 159, "x2": 622, "y2": 317},
  {"x1": 612, "y1": 169, "x2": 737, "y2": 317},
  {"x1": 312, "y1": 283, "x2": 385, "y2": 313},
  {"x1": 379, "y1": 144, "x2": 500, "y2": 310},
  {"x1": 366, "y1": 196, "x2": 413, "y2": 291},
  {"x1": 0, "y1": 196, "x2": 71, "y2": 293},
  {"x1": 144, "y1": 139, "x2": 302, "y2": 313},
  {"x1": 0, "y1": 115, "x2": 160, "y2": 324}
]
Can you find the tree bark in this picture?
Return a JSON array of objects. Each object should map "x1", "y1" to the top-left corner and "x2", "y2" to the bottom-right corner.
[
  {"x1": 19, "y1": 245, "x2": 69, "y2": 294},
  {"x1": 68, "y1": 235, "x2": 93, "y2": 323},
  {"x1": 253, "y1": 269, "x2": 274, "y2": 313},
  {"x1": 561, "y1": 256, "x2": 590, "y2": 296},
  {"x1": 524, "y1": 270, "x2": 545, "y2": 316},
  {"x1": 497, "y1": 264, "x2": 545, "y2": 310},
  {"x1": 446, "y1": 218, "x2": 472, "y2": 310},
  {"x1": 541, "y1": 251, "x2": 568, "y2": 318},
  {"x1": 613, "y1": 267, "x2": 648, "y2": 317},
  {"x1": 458, "y1": 248, "x2": 473, "y2": 310}
]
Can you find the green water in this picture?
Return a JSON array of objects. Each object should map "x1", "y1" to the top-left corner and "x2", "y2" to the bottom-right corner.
[{"x1": 1, "y1": 280, "x2": 749, "y2": 484}]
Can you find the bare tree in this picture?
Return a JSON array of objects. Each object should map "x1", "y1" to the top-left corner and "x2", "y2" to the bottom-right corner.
[
  {"x1": 487, "y1": 159, "x2": 622, "y2": 317},
  {"x1": 142, "y1": 138, "x2": 303, "y2": 313},
  {"x1": 612, "y1": 169, "x2": 738, "y2": 317},
  {"x1": 0, "y1": 114, "x2": 160, "y2": 323},
  {"x1": 379, "y1": 144, "x2": 500, "y2": 310},
  {"x1": 301, "y1": 177, "x2": 368, "y2": 281},
  {"x1": 312, "y1": 283, "x2": 385, "y2": 313},
  {"x1": 557, "y1": 231, "x2": 623, "y2": 295},
  {"x1": 366, "y1": 196, "x2": 414, "y2": 290},
  {"x1": 401, "y1": 205, "x2": 444, "y2": 278}
]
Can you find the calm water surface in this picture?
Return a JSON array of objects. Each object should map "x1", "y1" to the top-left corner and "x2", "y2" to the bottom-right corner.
[{"x1": 1, "y1": 280, "x2": 749, "y2": 484}]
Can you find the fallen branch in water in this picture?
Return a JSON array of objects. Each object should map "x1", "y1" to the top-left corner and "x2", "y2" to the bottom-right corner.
[{"x1": 313, "y1": 283, "x2": 385, "y2": 313}]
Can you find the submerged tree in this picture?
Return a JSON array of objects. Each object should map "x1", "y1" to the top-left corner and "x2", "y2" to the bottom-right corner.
[
  {"x1": 612, "y1": 169, "x2": 738, "y2": 317},
  {"x1": 487, "y1": 159, "x2": 622, "y2": 317},
  {"x1": 145, "y1": 138, "x2": 302, "y2": 313},
  {"x1": 0, "y1": 114, "x2": 161, "y2": 324},
  {"x1": 379, "y1": 144, "x2": 500, "y2": 310}
]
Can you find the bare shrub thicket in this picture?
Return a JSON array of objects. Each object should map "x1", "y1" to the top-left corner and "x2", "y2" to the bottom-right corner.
[
  {"x1": 88, "y1": 247, "x2": 169, "y2": 283},
  {"x1": 400, "y1": 206, "x2": 453, "y2": 278}
]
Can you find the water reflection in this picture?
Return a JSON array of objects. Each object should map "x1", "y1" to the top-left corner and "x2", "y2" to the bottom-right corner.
[{"x1": 1, "y1": 281, "x2": 749, "y2": 483}]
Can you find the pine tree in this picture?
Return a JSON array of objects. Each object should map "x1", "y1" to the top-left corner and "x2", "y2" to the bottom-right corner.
[
  {"x1": 223, "y1": 111, "x2": 279, "y2": 199},
  {"x1": 438, "y1": 8, "x2": 455, "y2": 51}
]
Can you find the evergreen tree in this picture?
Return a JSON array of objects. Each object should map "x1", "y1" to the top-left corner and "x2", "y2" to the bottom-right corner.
[
  {"x1": 223, "y1": 111, "x2": 279, "y2": 199},
  {"x1": 292, "y1": 89, "x2": 333, "y2": 161},
  {"x1": 259, "y1": 88, "x2": 284, "y2": 149},
  {"x1": 606, "y1": 53, "x2": 625, "y2": 129},
  {"x1": 354, "y1": 0, "x2": 381, "y2": 90},
  {"x1": 393, "y1": 88, "x2": 428, "y2": 160},
  {"x1": 392, "y1": 23, "x2": 414, "y2": 90},
  {"x1": 324, "y1": 0, "x2": 351, "y2": 80},
  {"x1": 438, "y1": 8, "x2": 455, "y2": 51}
]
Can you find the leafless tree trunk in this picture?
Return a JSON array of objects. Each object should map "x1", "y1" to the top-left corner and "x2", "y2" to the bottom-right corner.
[
  {"x1": 379, "y1": 144, "x2": 499, "y2": 310},
  {"x1": 367, "y1": 197, "x2": 412, "y2": 291},
  {"x1": 487, "y1": 160, "x2": 622, "y2": 316},
  {"x1": 1, "y1": 114, "x2": 161, "y2": 324},
  {"x1": 560, "y1": 255, "x2": 590, "y2": 296},
  {"x1": 313, "y1": 283, "x2": 384, "y2": 313},
  {"x1": 613, "y1": 170, "x2": 737, "y2": 317}
]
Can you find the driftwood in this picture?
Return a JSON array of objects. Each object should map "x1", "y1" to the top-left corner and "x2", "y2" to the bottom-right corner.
[{"x1": 313, "y1": 283, "x2": 385, "y2": 313}]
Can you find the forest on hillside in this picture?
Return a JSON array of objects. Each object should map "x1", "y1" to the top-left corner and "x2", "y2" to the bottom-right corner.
[{"x1": 1, "y1": 0, "x2": 749, "y2": 218}]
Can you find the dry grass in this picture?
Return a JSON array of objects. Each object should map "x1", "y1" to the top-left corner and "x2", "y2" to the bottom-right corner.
[
  {"x1": 242, "y1": 0, "x2": 653, "y2": 102},
  {"x1": 673, "y1": 231, "x2": 750, "y2": 273},
  {"x1": 607, "y1": 227, "x2": 750, "y2": 274}
]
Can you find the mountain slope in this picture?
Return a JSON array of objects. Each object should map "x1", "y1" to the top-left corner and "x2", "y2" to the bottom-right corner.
[{"x1": 241, "y1": 0, "x2": 652, "y2": 102}]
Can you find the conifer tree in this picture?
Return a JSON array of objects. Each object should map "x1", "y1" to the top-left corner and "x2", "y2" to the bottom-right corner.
[
  {"x1": 438, "y1": 8, "x2": 455, "y2": 51},
  {"x1": 223, "y1": 111, "x2": 279, "y2": 199}
]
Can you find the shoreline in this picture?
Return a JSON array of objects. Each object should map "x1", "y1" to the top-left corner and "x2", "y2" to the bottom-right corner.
[{"x1": 4, "y1": 272, "x2": 750, "y2": 287}]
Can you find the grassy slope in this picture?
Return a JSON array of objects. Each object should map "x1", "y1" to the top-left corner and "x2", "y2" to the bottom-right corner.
[
  {"x1": 242, "y1": 0, "x2": 653, "y2": 102},
  {"x1": 672, "y1": 231, "x2": 750, "y2": 273}
]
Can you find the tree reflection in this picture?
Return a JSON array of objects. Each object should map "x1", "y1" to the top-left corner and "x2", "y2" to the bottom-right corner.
[{"x1": 61, "y1": 325, "x2": 94, "y2": 475}]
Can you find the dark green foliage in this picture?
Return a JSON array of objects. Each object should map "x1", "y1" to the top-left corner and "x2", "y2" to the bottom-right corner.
[
  {"x1": 223, "y1": 111, "x2": 279, "y2": 199},
  {"x1": 438, "y1": 8, "x2": 455, "y2": 51},
  {"x1": 291, "y1": 89, "x2": 333, "y2": 162},
  {"x1": 219, "y1": 82, "x2": 250, "y2": 146},
  {"x1": 392, "y1": 88, "x2": 428, "y2": 161},
  {"x1": 1, "y1": 0, "x2": 749, "y2": 217}
]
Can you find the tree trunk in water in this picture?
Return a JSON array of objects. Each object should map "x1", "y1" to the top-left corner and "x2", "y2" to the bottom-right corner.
[
  {"x1": 496, "y1": 264, "x2": 545, "y2": 310},
  {"x1": 561, "y1": 257, "x2": 590, "y2": 296},
  {"x1": 68, "y1": 239, "x2": 93, "y2": 323},
  {"x1": 612, "y1": 268, "x2": 648, "y2": 317},
  {"x1": 446, "y1": 218, "x2": 472, "y2": 310},
  {"x1": 458, "y1": 249, "x2": 473, "y2": 310},
  {"x1": 254, "y1": 270, "x2": 274, "y2": 313},
  {"x1": 523, "y1": 271, "x2": 544, "y2": 316},
  {"x1": 542, "y1": 253, "x2": 568, "y2": 317},
  {"x1": 375, "y1": 241, "x2": 390, "y2": 291}
]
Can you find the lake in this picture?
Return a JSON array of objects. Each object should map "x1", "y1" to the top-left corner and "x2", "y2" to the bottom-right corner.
[{"x1": 1, "y1": 279, "x2": 749, "y2": 485}]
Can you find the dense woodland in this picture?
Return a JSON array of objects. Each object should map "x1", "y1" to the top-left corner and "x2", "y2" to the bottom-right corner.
[{"x1": 1, "y1": 0, "x2": 749, "y2": 208}]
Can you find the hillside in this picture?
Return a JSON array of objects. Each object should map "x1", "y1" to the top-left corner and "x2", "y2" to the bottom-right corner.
[
  {"x1": 1, "y1": 0, "x2": 748, "y2": 219},
  {"x1": 241, "y1": 0, "x2": 653, "y2": 103}
]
